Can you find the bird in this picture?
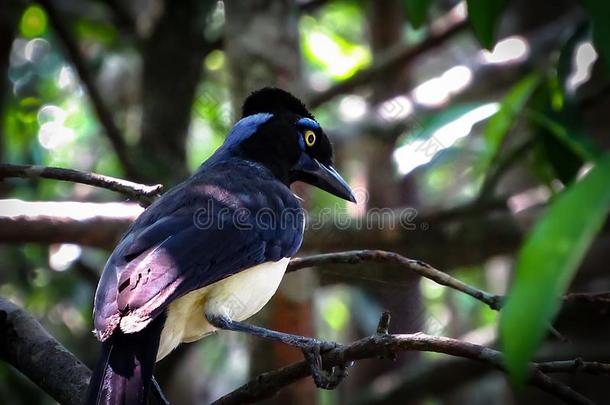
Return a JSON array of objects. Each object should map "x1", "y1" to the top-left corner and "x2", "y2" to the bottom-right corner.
[{"x1": 86, "y1": 87, "x2": 356, "y2": 405}]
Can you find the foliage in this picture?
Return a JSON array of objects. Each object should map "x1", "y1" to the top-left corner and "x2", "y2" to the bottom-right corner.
[
  {"x1": 500, "y1": 155, "x2": 610, "y2": 385},
  {"x1": 466, "y1": 0, "x2": 506, "y2": 49}
]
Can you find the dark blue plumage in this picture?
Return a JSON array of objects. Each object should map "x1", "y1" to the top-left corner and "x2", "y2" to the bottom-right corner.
[
  {"x1": 93, "y1": 157, "x2": 304, "y2": 340},
  {"x1": 86, "y1": 88, "x2": 354, "y2": 405}
]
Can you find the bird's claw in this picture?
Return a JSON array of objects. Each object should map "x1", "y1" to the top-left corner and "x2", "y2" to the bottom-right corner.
[{"x1": 301, "y1": 341, "x2": 349, "y2": 390}]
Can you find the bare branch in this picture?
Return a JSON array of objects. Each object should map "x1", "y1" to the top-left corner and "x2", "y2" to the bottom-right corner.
[
  {"x1": 213, "y1": 329, "x2": 595, "y2": 405},
  {"x1": 0, "y1": 297, "x2": 91, "y2": 405},
  {"x1": 306, "y1": 11, "x2": 467, "y2": 108},
  {"x1": 0, "y1": 200, "x2": 140, "y2": 249},
  {"x1": 0, "y1": 199, "x2": 521, "y2": 269},
  {"x1": 37, "y1": 0, "x2": 138, "y2": 179},
  {"x1": 0, "y1": 163, "x2": 162, "y2": 206},
  {"x1": 288, "y1": 250, "x2": 503, "y2": 310},
  {"x1": 563, "y1": 292, "x2": 610, "y2": 305},
  {"x1": 537, "y1": 359, "x2": 610, "y2": 375},
  {"x1": 1, "y1": 254, "x2": 607, "y2": 405},
  {"x1": 287, "y1": 250, "x2": 578, "y2": 343}
]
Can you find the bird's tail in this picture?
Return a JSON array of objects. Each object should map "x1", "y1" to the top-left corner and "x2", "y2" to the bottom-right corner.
[{"x1": 85, "y1": 315, "x2": 164, "y2": 405}]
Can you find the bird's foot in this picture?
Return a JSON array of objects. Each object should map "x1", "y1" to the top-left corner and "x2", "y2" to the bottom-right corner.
[
  {"x1": 206, "y1": 313, "x2": 350, "y2": 389},
  {"x1": 302, "y1": 341, "x2": 349, "y2": 390}
]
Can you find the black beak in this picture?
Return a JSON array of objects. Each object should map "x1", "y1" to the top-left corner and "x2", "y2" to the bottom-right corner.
[{"x1": 292, "y1": 154, "x2": 356, "y2": 203}]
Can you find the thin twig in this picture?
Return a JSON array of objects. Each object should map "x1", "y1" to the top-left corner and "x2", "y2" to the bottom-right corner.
[
  {"x1": 288, "y1": 250, "x2": 573, "y2": 342},
  {"x1": 537, "y1": 359, "x2": 610, "y2": 375},
  {"x1": 288, "y1": 250, "x2": 504, "y2": 310},
  {"x1": 213, "y1": 324, "x2": 595, "y2": 405},
  {"x1": 37, "y1": 0, "x2": 138, "y2": 179},
  {"x1": 0, "y1": 163, "x2": 162, "y2": 206}
]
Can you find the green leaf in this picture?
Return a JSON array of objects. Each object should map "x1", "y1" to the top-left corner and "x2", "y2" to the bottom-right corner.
[
  {"x1": 529, "y1": 112, "x2": 602, "y2": 164},
  {"x1": 476, "y1": 74, "x2": 540, "y2": 177},
  {"x1": 500, "y1": 155, "x2": 610, "y2": 385},
  {"x1": 404, "y1": 0, "x2": 431, "y2": 28},
  {"x1": 466, "y1": 0, "x2": 507, "y2": 49},
  {"x1": 583, "y1": 0, "x2": 610, "y2": 73}
]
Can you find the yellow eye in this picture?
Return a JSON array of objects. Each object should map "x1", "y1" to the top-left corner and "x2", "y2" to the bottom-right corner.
[{"x1": 304, "y1": 130, "x2": 316, "y2": 147}]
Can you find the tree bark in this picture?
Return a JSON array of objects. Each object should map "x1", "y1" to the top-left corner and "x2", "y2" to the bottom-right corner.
[
  {"x1": 139, "y1": 0, "x2": 216, "y2": 184},
  {"x1": 0, "y1": 297, "x2": 91, "y2": 405}
]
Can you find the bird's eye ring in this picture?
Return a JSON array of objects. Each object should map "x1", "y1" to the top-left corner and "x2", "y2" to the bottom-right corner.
[{"x1": 304, "y1": 130, "x2": 316, "y2": 147}]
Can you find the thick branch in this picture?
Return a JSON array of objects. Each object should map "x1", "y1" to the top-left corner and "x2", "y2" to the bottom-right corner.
[
  {"x1": 37, "y1": 0, "x2": 138, "y2": 179},
  {"x1": 0, "y1": 199, "x2": 520, "y2": 268},
  {"x1": 0, "y1": 163, "x2": 162, "y2": 206},
  {"x1": 0, "y1": 200, "x2": 141, "y2": 248},
  {"x1": 0, "y1": 297, "x2": 91, "y2": 405},
  {"x1": 1, "y1": 255, "x2": 607, "y2": 405},
  {"x1": 213, "y1": 331, "x2": 595, "y2": 405}
]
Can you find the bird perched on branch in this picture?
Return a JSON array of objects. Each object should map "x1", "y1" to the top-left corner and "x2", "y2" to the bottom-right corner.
[{"x1": 86, "y1": 88, "x2": 356, "y2": 405}]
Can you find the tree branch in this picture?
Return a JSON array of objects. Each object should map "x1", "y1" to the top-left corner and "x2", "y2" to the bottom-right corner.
[
  {"x1": 0, "y1": 297, "x2": 91, "y2": 405},
  {"x1": 287, "y1": 250, "x2": 577, "y2": 341},
  {"x1": 37, "y1": 0, "x2": 138, "y2": 179},
  {"x1": 537, "y1": 359, "x2": 610, "y2": 375},
  {"x1": 287, "y1": 250, "x2": 503, "y2": 310},
  {"x1": 1, "y1": 250, "x2": 608, "y2": 404},
  {"x1": 213, "y1": 327, "x2": 596, "y2": 405},
  {"x1": 0, "y1": 200, "x2": 141, "y2": 248},
  {"x1": 0, "y1": 198, "x2": 521, "y2": 268},
  {"x1": 563, "y1": 292, "x2": 610, "y2": 305},
  {"x1": 306, "y1": 10, "x2": 467, "y2": 108},
  {"x1": 0, "y1": 163, "x2": 162, "y2": 206}
]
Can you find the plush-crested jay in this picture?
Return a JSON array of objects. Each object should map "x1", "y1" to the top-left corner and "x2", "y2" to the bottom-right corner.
[{"x1": 86, "y1": 88, "x2": 355, "y2": 404}]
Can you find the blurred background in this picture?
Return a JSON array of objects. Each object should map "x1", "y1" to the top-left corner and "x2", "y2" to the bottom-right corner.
[{"x1": 1, "y1": 0, "x2": 610, "y2": 404}]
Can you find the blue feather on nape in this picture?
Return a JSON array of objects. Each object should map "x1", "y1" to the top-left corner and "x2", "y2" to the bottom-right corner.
[{"x1": 223, "y1": 113, "x2": 274, "y2": 148}]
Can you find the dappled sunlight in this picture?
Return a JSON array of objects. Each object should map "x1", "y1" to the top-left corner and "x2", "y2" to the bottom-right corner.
[
  {"x1": 377, "y1": 95, "x2": 413, "y2": 121},
  {"x1": 338, "y1": 95, "x2": 367, "y2": 121},
  {"x1": 566, "y1": 42, "x2": 598, "y2": 93},
  {"x1": 393, "y1": 103, "x2": 499, "y2": 175},
  {"x1": 507, "y1": 186, "x2": 551, "y2": 214},
  {"x1": 49, "y1": 243, "x2": 82, "y2": 272},
  {"x1": 38, "y1": 121, "x2": 76, "y2": 150},
  {"x1": 479, "y1": 36, "x2": 530, "y2": 64},
  {"x1": 411, "y1": 65, "x2": 473, "y2": 107},
  {"x1": 0, "y1": 199, "x2": 143, "y2": 220}
]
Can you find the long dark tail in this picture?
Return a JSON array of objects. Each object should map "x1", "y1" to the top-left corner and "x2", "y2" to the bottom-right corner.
[{"x1": 85, "y1": 315, "x2": 165, "y2": 405}]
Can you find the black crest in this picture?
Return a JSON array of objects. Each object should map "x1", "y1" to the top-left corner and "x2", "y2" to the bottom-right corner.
[{"x1": 242, "y1": 87, "x2": 314, "y2": 119}]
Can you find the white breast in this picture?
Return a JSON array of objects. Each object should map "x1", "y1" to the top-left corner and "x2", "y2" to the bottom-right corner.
[{"x1": 156, "y1": 258, "x2": 289, "y2": 361}]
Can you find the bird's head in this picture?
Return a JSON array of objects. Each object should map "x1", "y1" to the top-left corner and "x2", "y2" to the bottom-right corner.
[{"x1": 220, "y1": 87, "x2": 355, "y2": 203}]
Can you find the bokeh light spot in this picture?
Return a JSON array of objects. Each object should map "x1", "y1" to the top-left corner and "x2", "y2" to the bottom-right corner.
[{"x1": 20, "y1": 5, "x2": 48, "y2": 38}]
